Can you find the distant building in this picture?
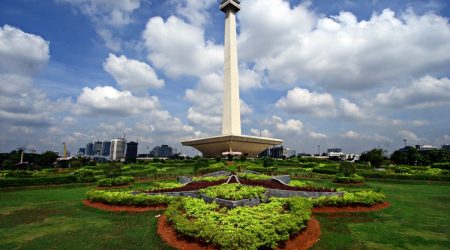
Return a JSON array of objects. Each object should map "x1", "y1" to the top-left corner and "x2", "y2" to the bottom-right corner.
[
  {"x1": 93, "y1": 141, "x2": 103, "y2": 156},
  {"x1": 86, "y1": 142, "x2": 94, "y2": 156},
  {"x1": 126, "y1": 141, "x2": 138, "y2": 162},
  {"x1": 327, "y1": 148, "x2": 344, "y2": 158},
  {"x1": 259, "y1": 146, "x2": 295, "y2": 158},
  {"x1": 78, "y1": 147, "x2": 86, "y2": 155},
  {"x1": 110, "y1": 138, "x2": 126, "y2": 161},
  {"x1": 416, "y1": 145, "x2": 438, "y2": 152},
  {"x1": 102, "y1": 141, "x2": 111, "y2": 156},
  {"x1": 150, "y1": 145, "x2": 175, "y2": 158}
]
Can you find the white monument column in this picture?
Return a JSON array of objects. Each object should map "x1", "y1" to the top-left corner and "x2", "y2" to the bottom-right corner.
[{"x1": 221, "y1": 0, "x2": 241, "y2": 135}]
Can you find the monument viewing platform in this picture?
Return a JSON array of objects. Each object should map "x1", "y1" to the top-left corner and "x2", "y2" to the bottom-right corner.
[{"x1": 182, "y1": 0, "x2": 282, "y2": 157}]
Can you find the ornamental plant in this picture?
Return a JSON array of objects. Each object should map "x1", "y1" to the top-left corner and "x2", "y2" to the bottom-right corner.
[
  {"x1": 334, "y1": 173, "x2": 365, "y2": 184},
  {"x1": 199, "y1": 183, "x2": 266, "y2": 200},
  {"x1": 86, "y1": 190, "x2": 173, "y2": 206},
  {"x1": 165, "y1": 197, "x2": 312, "y2": 250},
  {"x1": 97, "y1": 176, "x2": 134, "y2": 187},
  {"x1": 311, "y1": 190, "x2": 385, "y2": 207},
  {"x1": 237, "y1": 173, "x2": 271, "y2": 181},
  {"x1": 192, "y1": 175, "x2": 228, "y2": 182}
]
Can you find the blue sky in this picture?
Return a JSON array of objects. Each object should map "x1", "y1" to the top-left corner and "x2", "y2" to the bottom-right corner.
[{"x1": 0, "y1": 0, "x2": 449, "y2": 156}]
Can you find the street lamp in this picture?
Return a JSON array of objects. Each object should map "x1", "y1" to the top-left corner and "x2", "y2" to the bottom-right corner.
[
  {"x1": 403, "y1": 139, "x2": 407, "y2": 148},
  {"x1": 317, "y1": 144, "x2": 321, "y2": 156}
]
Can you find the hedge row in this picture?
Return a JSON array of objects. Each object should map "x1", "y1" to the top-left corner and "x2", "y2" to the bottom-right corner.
[
  {"x1": 360, "y1": 172, "x2": 450, "y2": 181},
  {"x1": 97, "y1": 176, "x2": 134, "y2": 187},
  {"x1": 334, "y1": 174, "x2": 364, "y2": 184},
  {"x1": 311, "y1": 191, "x2": 385, "y2": 207},
  {"x1": 0, "y1": 175, "x2": 96, "y2": 187},
  {"x1": 86, "y1": 190, "x2": 173, "y2": 206}
]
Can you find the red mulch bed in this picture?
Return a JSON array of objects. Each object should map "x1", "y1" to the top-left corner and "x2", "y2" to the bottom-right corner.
[
  {"x1": 157, "y1": 215, "x2": 216, "y2": 250},
  {"x1": 276, "y1": 217, "x2": 321, "y2": 250},
  {"x1": 157, "y1": 215, "x2": 321, "y2": 250},
  {"x1": 82, "y1": 200, "x2": 166, "y2": 212},
  {"x1": 312, "y1": 202, "x2": 391, "y2": 213}
]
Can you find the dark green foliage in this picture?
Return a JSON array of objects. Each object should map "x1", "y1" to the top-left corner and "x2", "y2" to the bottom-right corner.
[
  {"x1": 97, "y1": 176, "x2": 134, "y2": 187},
  {"x1": 0, "y1": 175, "x2": 79, "y2": 187},
  {"x1": 334, "y1": 174, "x2": 364, "y2": 183},
  {"x1": 86, "y1": 190, "x2": 173, "y2": 206},
  {"x1": 432, "y1": 162, "x2": 450, "y2": 170},
  {"x1": 166, "y1": 197, "x2": 312, "y2": 249},
  {"x1": 263, "y1": 157, "x2": 274, "y2": 168},
  {"x1": 360, "y1": 148, "x2": 384, "y2": 167},
  {"x1": 199, "y1": 183, "x2": 266, "y2": 200},
  {"x1": 102, "y1": 163, "x2": 122, "y2": 178},
  {"x1": 5, "y1": 170, "x2": 34, "y2": 178},
  {"x1": 215, "y1": 156, "x2": 222, "y2": 162},
  {"x1": 339, "y1": 162, "x2": 357, "y2": 177},
  {"x1": 193, "y1": 158, "x2": 209, "y2": 172}
]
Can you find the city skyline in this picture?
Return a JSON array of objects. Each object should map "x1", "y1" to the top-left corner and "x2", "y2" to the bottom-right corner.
[{"x1": 0, "y1": 0, "x2": 450, "y2": 156}]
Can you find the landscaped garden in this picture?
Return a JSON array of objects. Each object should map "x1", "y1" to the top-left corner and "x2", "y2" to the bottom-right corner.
[{"x1": 1, "y1": 156, "x2": 449, "y2": 249}]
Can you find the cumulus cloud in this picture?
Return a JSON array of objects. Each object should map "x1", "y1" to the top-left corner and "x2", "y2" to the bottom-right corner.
[
  {"x1": 173, "y1": 0, "x2": 215, "y2": 27},
  {"x1": 399, "y1": 130, "x2": 421, "y2": 142},
  {"x1": 276, "y1": 88, "x2": 335, "y2": 117},
  {"x1": 103, "y1": 53, "x2": 164, "y2": 93},
  {"x1": 309, "y1": 131, "x2": 327, "y2": 139},
  {"x1": 374, "y1": 76, "x2": 450, "y2": 108},
  {"x1": 342, "y1": 130, "x2": 392, "y2": 143},
  {"x1": 0, "y1": 25, "x2": 50, "y2": 76},
  {"x1": 143, "y1": 16, "x2": 222, "y2": 78},
  {"x1": 265, "y1": 115, "x2": 303, "y2": 134},
  {"x1": 239, "y1": 1, "x2": 450, "y2": 90},
  {"x1": 57, "y1": 0, "x2": 141, "y2": 50},
  {"x1": 73, "y1": 86, "x2": 161, "y2": 116},
  {"x1": 250, "y1": 128, "x2": 273, "y2": 138}
]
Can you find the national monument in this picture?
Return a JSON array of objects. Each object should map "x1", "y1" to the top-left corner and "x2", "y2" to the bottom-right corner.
[{"x1": 182, "y1": 0, "x2": 283, "y2": 157}]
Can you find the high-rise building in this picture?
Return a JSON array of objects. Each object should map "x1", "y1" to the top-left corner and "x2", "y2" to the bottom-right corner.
[
  {"x1": 86, "y1": 143, "x2": 94, "y2": 156},
  {"x1": 102, "y1": 141, "x2": 111, "y2": 156},
  {"x1": 110, "y1": 138, "x2": 126, "y2": 161},
  {"x1": 78, "y1": 147, "x2": 86, "y2": 155},
  {"x1": 93, "y1": 141, "x2": 102, "y2": 156},
  {"x1": 149, "y1": 145, "x2": 174, "y2": 158},
  {"x1": 126, "y1": 141, "x2": 138, "y2": 163}
]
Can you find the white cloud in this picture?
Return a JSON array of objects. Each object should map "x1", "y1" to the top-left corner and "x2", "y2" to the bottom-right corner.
[
  {"x1": 103, "y1": 53, "x2": 164, "y2": 93},
  {"x1": 239, "y1": 65, "x2": 263, "y2": 91},
  {"x1": 250, "y1": 128, "x2": 273, "y2": 138},
  {"x1": 309, "y1": 131, "x2": 327, "y2": 139},
  {"x1": 342, "y1": 130, "x2": 361, "y2": 139},
  {"x1": 338, "y1": 98, "x2": 365, "y2": 120},
  {"x1": 276, "y1": 88, "x2": 335, "y2": 117},
  {"x1": 173, "y1": 0, "x2": 215, "y2": 27},
  {"x1": 73, "y1": 86, "x2": 160, "y2": 116},
  {"x1": 374, "y1": 76, "x2": 450, "y2": 108},
  {"x1": 342, "y1": 130, "x2": 393, "y2": 143},
  {"x1": 143, "y1": 16, "x2": 222, "y2": 78},
  {"x1": 57, "y1": 0, "x2": 141, "y2": 51},
  {"x1": 267, "y1": 115, "x2": 303, "y2": 134},
  {"x1": 399, "y1": 130, "x2": 421, "y2": 142},
  {"x1": 0, "y1": 25, "x2": 50, "y2": 76},
  {"x1": 239, "y1": 3, "x2": 450, "y2": 90}
]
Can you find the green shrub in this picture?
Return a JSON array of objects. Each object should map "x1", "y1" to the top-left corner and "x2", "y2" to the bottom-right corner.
[
  {"x1": 432, "y1": 162, "x2": 450, "y2": 170},
  {"x1": 334, "y1": 173, "x2": 364, "y2": 183},
  {"x1": 149, "y1": 181, "x2": 183, "y2": 190},
  {"x1": 199, "y1": 183, "x2": 266, "y2": 200},
  {"x1": 73, "y1": 168, "x2": 95, "y2": 178},
  {"x1": 192, "y1": 175, "x2": 228, "y2": 182},
  {"x1": 311, "y1": 191, "x2": 385, "y2": 207},
  {"x1": 237, "y1": 173, "x2": 271, "y2": 181},
  {"x1": 5, "y1": 170, "x2": 34, "y2": 178},
  {"x1": 289, "y1": 180, "x2": 308, "y2": 187},
  {"x1": 0, "y1": 175, "x2": 82, "y2": 187},
  {"x1": 97, "y1": 176, "x2": 134, "y2": 187},
  {"x1": 338, "y1": 162, "x2": 357, "y2": 176},
  {"x1": 166, "y1": 197, "x2": 312, "y2": 250},
  {"x1": 86, "y1": 190, "x2": 173, "y2": 206}
]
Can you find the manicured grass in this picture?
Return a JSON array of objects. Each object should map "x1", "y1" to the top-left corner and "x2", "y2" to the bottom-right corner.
[
  {"x1": 0, "y1": 185, "x2": 173, "y2": 250},
  {"x1": 311, "y1": 179, "x2": 450, "y2": 250},
  {"x1": 1, "y1": 180, "x2": 449, "y2": 249}
]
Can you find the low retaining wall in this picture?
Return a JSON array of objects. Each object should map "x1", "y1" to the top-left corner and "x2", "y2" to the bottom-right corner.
[
  {"x1": 266, "y1": 188, "x2": 343, "y2": 198},
  {"x1": 200, "y1": 194, "x2": 261, "y2": 208}
]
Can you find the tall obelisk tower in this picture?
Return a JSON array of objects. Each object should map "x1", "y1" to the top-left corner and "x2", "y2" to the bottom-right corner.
[{"x1": 220, "y1": 0, "x2": 241, "y2": 135}]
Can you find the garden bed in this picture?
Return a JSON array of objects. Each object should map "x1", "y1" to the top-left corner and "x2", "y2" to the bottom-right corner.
[
  {"x1": 145, "y1": 180, "x2": 226, "y2": 193},
  {"x1": 239, "y1": 179, "x2": 336, "y2": 192},
  {"x1": 312, "y1": 201, "x2": 391, "y2": 213}
]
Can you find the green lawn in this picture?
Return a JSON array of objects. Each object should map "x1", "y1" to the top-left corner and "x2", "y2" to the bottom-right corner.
[{"x1": 0, "y1": 180, "x2": 449, "y2": 249}]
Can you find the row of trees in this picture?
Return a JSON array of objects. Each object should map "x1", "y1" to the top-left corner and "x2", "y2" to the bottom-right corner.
[
  {"x1": 0, "y1": 151, "x2": 59, "y2": 169},
  {"x1": 359, "y1": 147, "x2": 449, "y2": 167}
]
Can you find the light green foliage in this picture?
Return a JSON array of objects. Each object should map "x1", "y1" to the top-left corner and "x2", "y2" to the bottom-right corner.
[
  {"x1": 149, "y1": 181, "x2": 183, "y2": 190},
  {"x1": 97, "y1": 176, "x2": 134, "y2": 187},
  {"x1": 289, "y1": 180, "x2": 309, "y2": 187},
  {"x1": 192, "y1": 175, "x2": 228, "y2": 182},
  {"x1": 237, "y1": 173, "x2": 271, "y2": 181},
  {"x1": 72, "y1": 168, "x2": 95, "y2": 178},
  {"x1": 424, "y1": 168, "x2": 443, "y2": 175},
  {"x1": 166, "y1": 197, "x2": 312, "y2": 250},
  {"x1": 86, "y1": 190, "x2": 173, "y2": 206},
  {"x1": 312, "y1": 190, "x2": 385, "y2": 207},
  {"x1": 199, "y1": 183, "x2": 266, "y2": 200}
]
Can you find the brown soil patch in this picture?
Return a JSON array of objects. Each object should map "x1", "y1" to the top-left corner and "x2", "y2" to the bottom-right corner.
[
  {"x1": 157, "y1": 215, "x2": 216, "y2": 250},
  {"x1": 157, "y1": 215, "x2": 320, "y2": 250},
  {"x1": 312, "y1": 202, "x2": 391, "y2": 213},
  {"x1": 276, "y1": 217, "x2": 321, "y2": 250},
  {"x1": 82, "y1": 200, "x2": 166, "y2": 212}
]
